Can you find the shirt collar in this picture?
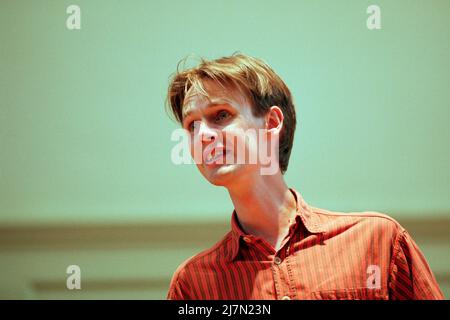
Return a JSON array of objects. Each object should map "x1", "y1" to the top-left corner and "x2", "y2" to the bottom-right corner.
[{"x1": 227, "y1": 188, "x2": 325, "y2": 261}]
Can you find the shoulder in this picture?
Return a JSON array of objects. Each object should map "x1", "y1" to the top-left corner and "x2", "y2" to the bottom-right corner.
[{"x1": 310, "y1": 206, "x2": 406, "y2": 241}]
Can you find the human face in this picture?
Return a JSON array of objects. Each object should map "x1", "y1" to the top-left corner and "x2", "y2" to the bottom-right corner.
[{"x1": 181, "y1": 80, "x2": 267, "y2": 186}]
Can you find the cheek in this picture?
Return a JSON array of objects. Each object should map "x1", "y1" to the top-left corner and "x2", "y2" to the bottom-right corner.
[
  {"x1": 188, "y1": 134, "x2": 202, "y2": 157},
  {"x1": 223, "y1": 129, "x2": 260, "y2": 161}
]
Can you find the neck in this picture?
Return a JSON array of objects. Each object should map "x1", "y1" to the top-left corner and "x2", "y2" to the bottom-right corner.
[{"x1": 227, "y1": 171, "x2": 298, "y2": 251}]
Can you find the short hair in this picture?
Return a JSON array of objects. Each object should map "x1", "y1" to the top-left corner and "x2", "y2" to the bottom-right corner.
[{"x1": 166, "y1": 53, "x2": 297, "y2": 174}]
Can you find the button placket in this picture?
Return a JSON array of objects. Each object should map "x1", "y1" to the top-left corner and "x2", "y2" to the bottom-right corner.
[
  {"x1": 271, "y1": 254, "x2": 282, "y2": 299},
  {"x1": 274, "y1": 256, "x2": 282, "y2": 265},
  {"x1": 273, "y1": 255, "x2": 288, "y2": 300},
  {"x1": 273, "y1": 250, "x2": 298, "y2": 299},
  {"x1": 285, "y1": 255, "x2": 298, "y2": 299}
]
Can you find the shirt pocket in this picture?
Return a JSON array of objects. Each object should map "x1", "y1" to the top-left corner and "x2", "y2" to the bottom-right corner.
[{"x1": 312, "y1": 287, "x2": 389, "y2": 300}]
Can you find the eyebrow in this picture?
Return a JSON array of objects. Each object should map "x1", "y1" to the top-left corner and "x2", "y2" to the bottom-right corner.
[{"x1": 182, "y1": 98, "x2": 233, "y2": 121}]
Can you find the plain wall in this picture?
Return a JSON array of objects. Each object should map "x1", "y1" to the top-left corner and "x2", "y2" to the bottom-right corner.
[{"x1": 0, "y1": 0, "x2": 449, "y2": 299}]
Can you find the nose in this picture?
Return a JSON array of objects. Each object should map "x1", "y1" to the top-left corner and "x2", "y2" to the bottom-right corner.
[{"x1": 197, "y1": 121, "x2": 217, "y2": 142}]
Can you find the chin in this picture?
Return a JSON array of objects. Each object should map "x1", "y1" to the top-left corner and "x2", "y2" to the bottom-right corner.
[{"x1": 200, "y1": 163, "x2": 239, "y2": 187}]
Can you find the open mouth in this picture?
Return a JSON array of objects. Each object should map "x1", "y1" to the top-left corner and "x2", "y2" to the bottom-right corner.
[{"x1": 204, "y1": 148, "x2": 228, "y2": 165}]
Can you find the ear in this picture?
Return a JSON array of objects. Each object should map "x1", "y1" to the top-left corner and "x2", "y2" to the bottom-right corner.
[{"x1": 265, "y1": 106, "x2": 284, "y2": 135}]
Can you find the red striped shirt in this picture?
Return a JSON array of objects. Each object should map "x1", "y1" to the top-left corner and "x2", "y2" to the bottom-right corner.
[{"x1": 167, "y1": 188, "x2": 444, "y2": 300}]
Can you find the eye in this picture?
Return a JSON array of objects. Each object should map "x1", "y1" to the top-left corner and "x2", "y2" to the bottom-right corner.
[{"x1": 215, "y1": 110, "x2": 231, "y2": 122}]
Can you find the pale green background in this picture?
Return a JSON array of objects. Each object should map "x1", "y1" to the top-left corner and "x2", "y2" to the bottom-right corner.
[
  {"x1": 0, "y1": 0, "x2": 449, "y2": 299},
  {"x1": 1, "y1": 0, "x2": 449, "y2": 224}
]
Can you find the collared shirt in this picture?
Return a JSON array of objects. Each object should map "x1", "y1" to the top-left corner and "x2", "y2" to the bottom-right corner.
[{"x1": 167, "y1": 188, "x2": 444, "y2": 300}]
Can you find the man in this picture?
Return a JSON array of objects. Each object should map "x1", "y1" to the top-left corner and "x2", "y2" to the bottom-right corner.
[{"x1": 165, "y1": 53, "x2": 443, "y2": 300}]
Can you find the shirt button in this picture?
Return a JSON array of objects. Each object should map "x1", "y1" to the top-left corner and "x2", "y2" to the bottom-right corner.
[
  {"x1": 243, "y1": 236, "x2": 252, "y2": 243},
  {"x1": 281, "y1": 296, "x2": 291, "y2": 300},
  {"x1": 274, "y1": 257, "x2": 282, "y2": 265}
]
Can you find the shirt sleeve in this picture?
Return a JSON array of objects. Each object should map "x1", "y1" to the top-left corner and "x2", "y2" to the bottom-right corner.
[
  {"x1": 167, "y1": 273, "x2": 185, "y2": 300},
  {"x1": 167, "y1": 266, "x2": 193, "y2": 300},
  {"x1": 388, "y1": 229, "x2": 444, "y2": 300}
]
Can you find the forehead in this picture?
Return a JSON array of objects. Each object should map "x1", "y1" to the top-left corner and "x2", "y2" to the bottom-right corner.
[{"x1": 182, "y1": 80, "x2": 249, "y2": 119}]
